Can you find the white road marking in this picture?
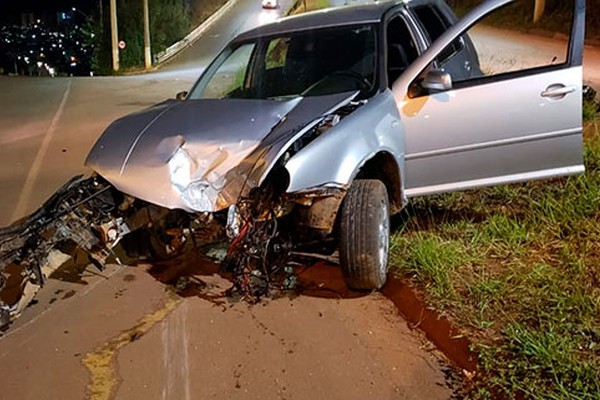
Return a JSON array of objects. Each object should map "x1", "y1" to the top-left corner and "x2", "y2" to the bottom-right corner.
[
  {"x1": 11, "y1": 79, "x2": 72, "y2": 222},
  {"x1": 162, "y1": 302, "x2": 191, "y2": 400}
]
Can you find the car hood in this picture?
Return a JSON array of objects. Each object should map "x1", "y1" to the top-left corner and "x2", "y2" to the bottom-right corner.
[{"x1": 86, "y1": 92, "x2": 357, "y2": 212}]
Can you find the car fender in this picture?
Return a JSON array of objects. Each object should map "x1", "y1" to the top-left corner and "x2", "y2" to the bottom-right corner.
[{"x1": 283, "y1": 90, "x2": 405, "y2": 199}]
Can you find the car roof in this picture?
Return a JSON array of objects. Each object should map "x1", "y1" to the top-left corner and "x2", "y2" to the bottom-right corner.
[{"x1": 234, "y1": 0, "x2": 436, "y2": 41}]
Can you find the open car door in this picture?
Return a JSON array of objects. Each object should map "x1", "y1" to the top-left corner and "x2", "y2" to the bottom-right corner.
[{"x1": 393, "y1": 0, "x2": 585, "y2": 197}]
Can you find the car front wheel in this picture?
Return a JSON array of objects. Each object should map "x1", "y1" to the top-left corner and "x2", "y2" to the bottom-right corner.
[{"x1": 339, "y1": 179, "x2": 390, "y2": 290}]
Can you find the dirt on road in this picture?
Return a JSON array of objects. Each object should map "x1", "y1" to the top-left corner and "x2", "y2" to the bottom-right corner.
[{"x1": 0, "y1": 252, "x2": 459, "y2": 400}]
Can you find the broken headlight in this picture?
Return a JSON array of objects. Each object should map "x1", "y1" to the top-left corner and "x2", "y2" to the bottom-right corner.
[
  {"x1": 182, "y1": 180, "x2": 221, "y2": 212},
  {"x1": 168, "y1": 146, "x2": 195, "y2": 191},
  {"x1": 168, "y1": 146, "x2": 216, "y2": 212}
]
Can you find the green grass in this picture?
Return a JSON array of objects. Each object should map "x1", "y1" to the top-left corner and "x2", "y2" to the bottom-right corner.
[
  {"x1": 390, "y1": 119, "x2": 600, "y2": 398},
  {"x1": 583, "y1": 96, "x2": 600, "y2": 122}
]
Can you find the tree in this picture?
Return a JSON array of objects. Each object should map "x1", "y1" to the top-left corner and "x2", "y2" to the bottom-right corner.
[{"x1": 90, "y1": 0, "x2": 191, "y2": 73}]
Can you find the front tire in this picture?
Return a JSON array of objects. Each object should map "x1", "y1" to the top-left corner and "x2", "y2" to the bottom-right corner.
[{"x1": 339, "y1": 179, "x2": 390, "y2": 290}]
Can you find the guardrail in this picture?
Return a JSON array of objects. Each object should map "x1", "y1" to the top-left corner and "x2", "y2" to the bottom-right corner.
[{"x1": 155, "y1": 0, "x2": 238, "y2": 65}]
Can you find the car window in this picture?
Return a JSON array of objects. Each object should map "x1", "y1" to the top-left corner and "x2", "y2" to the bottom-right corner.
[
  {"x1": 265, "y1": 36, "x2": 289, "y2": 70},
  {"x1": 190, "y1": 25, "x2": 377, "y2": 100},
  {"x1": 413, "y1": 5, "x2": 463, "y2": 64},
  {"x1": 196, "y1": 43, "x2": 255, "y2": 99},
  {"x1": 441, "y1": 0, "x2": 573, "y2": 86},
  {"x1": 386, "y1": 16, "x2": 419, "y2": 87}
]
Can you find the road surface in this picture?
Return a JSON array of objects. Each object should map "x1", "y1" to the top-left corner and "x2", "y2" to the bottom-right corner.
[
  {"x1": 162, "y1": 0, "x2": 294, "y2": 73},
  {"x1": 0, "y1": 253, "x2": 453, "y2": 400}
]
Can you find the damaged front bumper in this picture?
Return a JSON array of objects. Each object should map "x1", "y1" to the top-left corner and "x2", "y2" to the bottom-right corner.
[
  {"x1": 0, "y1": 175, "x2": 122, "y2": 329},
  {"x1": 0, "y1": 174, "x2": 349, "y2": 330}
]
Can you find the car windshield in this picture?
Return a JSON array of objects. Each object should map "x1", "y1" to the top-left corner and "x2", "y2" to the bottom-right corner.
[{"x1": 188, "y1": 24, "x2": 377, "y2": 100}]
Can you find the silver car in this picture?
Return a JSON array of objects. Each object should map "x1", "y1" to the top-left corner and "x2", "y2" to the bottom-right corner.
[
  {"x1": 0, "y1": 0, "x2": 586, "y2": 313},
  {"x1": 85, "y1": 0, "x2": 585, "y2": 290}
]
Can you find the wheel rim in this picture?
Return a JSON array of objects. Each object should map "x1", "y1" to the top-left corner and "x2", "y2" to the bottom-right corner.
[{"x1": 378, "y1": 199, "x2": 389, "y2": 274}]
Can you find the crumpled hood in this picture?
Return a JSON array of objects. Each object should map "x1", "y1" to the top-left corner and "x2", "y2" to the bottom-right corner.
[
  {"x1": 86, "y1": 98, "x2": 301, "y2": 175},
  {"x1": 86, "y1": 92, "x2": 357, "y2": 212}
]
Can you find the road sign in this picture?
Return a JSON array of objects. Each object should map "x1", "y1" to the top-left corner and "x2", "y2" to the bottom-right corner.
[{"x1": 118, "y1": 40, "x2": 126, "y2": 50}]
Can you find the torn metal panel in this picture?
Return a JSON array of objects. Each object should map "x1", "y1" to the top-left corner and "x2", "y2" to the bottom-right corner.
[
  {"x1": 223, "y1": 91, "x2": 362, "y2": 199},
  {"x1": 0, "y1": 176, "x2": 125, "y2": 330}
]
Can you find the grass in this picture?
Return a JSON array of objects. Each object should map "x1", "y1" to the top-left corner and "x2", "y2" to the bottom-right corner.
[{"x1": 390, "y1": 113, "x2": 600, "y2": 398}]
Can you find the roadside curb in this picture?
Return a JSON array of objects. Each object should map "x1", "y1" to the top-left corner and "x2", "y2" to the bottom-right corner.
[
  {"x1": 382, "y1": 274, "x2": 478, "y2": 373},
  {"x1": 155, "y1": 0, "x2": 238, "y2": 66}
]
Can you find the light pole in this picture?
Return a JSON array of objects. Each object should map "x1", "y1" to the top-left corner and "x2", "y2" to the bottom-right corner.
[
  {"x1": 533, "y1": 0, "x2": 545, "y2": 23},
  {"x1": 110, "y1": 0, "x2": 119, "y2": 71},
  {"x1": 143, "y1": 0, "x2": 151, "y2": 70},
  {"x1": 99, "y1": 0, "x2": 103, "y2": 35}
]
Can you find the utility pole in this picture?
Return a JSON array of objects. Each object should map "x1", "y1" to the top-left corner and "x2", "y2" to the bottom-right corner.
[
  {"x1": 110, "y1": 0, "x2": 119, "y2": 71},
  {"x1": 143, "y1": 0, "x2": 151, "y2": 70},
  {"x1": 533, "y1": 0, "x2": 545, "y2": 23},
  {"x1": 99, "y1": 0, "x2": 103, "y2": 35}
]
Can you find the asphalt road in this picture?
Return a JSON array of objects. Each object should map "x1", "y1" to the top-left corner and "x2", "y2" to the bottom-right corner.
[
  {"x1": 1, "y1": 2, "x2": 600, "y2": 399},
  {"x1": 162, "y1": 0, "x2": 293, "y2": 73}
]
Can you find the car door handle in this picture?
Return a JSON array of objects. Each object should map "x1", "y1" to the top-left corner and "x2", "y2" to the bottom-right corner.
[{"x1": 541, "y1": 84, "x2": 577, "y2": 99}]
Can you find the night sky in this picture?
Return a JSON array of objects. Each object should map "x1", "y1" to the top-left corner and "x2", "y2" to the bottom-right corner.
[{"x1": 3, "y1": 0, "x2": 96, "y2": 20}]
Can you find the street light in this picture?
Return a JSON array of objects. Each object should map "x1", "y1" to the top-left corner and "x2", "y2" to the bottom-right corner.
[
  {"x1": 72, "y1": 7, "x2": 82, "y2": 14},
  {"x1": 71, "y1": 7, "x2": 90, "y2": 21}
]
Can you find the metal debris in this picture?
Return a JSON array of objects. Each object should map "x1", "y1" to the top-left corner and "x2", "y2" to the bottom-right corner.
[{"x1": 221, "y1": 190, "x2": 295, "y2": 302}]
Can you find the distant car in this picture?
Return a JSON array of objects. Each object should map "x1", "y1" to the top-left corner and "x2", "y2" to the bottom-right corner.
[{"x1": 262, "y1": 0, "x2": 278, "y2": 9}]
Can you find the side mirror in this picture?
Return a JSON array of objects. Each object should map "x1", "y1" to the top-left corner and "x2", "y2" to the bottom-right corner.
[
  {"x1": 421, "y1": 69, "x2": 452, "y2": 92},
  {"x1": 176, "y1": 91, "x2": 188, "y2": 100}
]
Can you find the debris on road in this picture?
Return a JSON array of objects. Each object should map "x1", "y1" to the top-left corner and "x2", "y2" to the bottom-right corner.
[{"x1": 0, "y1": 171, "x2": 346, "y2": 330}]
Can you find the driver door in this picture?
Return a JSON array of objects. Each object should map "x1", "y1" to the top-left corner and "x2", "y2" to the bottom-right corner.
[{"x1": 393, "y1": 0, "x2": 585, "y2": 197}]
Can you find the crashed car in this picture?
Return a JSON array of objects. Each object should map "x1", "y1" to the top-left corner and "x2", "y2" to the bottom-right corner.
[{"x1": 0, "y1": 0, "x2": 586, "y2": 323}]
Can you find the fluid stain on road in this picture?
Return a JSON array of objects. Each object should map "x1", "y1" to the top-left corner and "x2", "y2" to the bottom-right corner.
[{"x1": 81, "y1": 291, "x2": 182, "y2": 400}]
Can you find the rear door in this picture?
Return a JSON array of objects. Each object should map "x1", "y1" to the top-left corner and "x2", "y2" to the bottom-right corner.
[{"x1": 393, "y1": 0, "x2": 585, "y2": 197}]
